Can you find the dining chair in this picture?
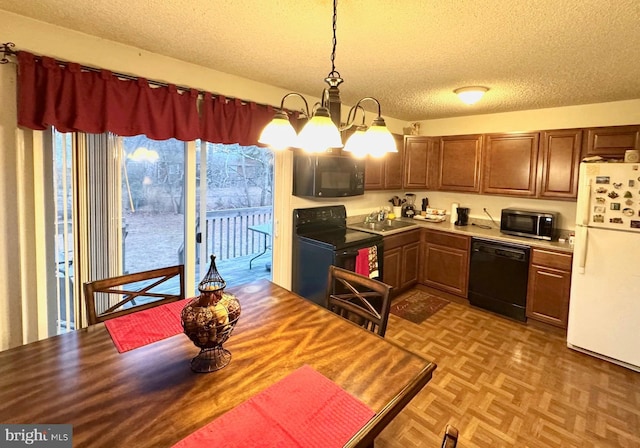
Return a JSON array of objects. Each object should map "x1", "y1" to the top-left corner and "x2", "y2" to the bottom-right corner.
[
  {"x1": 84, "y1": 264, "x2": 185, "y2": 325},
  {"x1": 440, "y1": 424, "x2": 459, "y2": 448},
  {"x1": 326, "y1": 265, "x2": 392, "y2": 337}
]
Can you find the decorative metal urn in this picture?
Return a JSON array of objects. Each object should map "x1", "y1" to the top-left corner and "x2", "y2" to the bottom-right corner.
[{"x1": 181, "y1": 255, "x2": 241, "y2": 373}]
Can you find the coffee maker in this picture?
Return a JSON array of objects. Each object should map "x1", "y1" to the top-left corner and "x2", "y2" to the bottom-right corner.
[
  {"x1": 401, "y1": 193, "x2": 416, "y2": 218},
  {"x1": 454, "y1": 207, "x2": 470, "y2": 226}
]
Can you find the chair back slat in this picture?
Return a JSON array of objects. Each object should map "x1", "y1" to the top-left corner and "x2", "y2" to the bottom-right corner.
[
  {"x1": 84, "y1": 265, "x2": 185, "y2": 325},
  {"x1": 441, "y1": 424, "x2": 459, "y2": 448},
  {"x1": 326, "y1": 265, "x2": 392, "y2": 337}
]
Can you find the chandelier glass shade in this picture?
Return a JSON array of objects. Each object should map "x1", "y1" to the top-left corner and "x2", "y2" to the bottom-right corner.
[
  {"x1": 342, "y1": 125, "x2": 367, "y2": 158},
  {"x1": 361, "y1": 117, "x2": 397, "y2": 158},
  {"x1": 257, "y1": 110, "x2": 298, "y2": 151},
  {"x1": 296, "y1": 106, "x2": 344, "y2": 153}
]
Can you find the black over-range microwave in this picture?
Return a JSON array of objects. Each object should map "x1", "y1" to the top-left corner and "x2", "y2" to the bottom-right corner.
[
  {"x1": 500, "y1": 208, "x2": 558, "y2": 241},
  {"x1": 293, "y1": 153, "x2": 365, "y2": 197}
]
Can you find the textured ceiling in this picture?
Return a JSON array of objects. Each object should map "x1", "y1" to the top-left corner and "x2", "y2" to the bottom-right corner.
[{"x1": 2, "y1": 0, "x2": 640, "y2": 121}]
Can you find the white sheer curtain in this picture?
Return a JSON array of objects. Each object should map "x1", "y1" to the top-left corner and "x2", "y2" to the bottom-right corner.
[{"x1": 0, "y1": 125, "x2": 55, "y2": 350}]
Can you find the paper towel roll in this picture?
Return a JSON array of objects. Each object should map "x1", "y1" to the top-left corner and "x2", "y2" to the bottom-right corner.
[{"x1": 450, "y1": 203, "x2": 459, "y2": 223}]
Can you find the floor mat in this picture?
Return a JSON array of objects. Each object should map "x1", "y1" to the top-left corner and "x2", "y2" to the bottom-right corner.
[{"x1": 390, "y1": 290, "x2": 449, "y2": 324}]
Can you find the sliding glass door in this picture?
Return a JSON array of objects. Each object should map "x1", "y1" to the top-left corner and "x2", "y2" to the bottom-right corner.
[
  {"x1": 51, "y1": 131, "x2": 187, "y2": 331},
  {"x1": 50, "y1": 132, "x2": 273, "y2": 333}
]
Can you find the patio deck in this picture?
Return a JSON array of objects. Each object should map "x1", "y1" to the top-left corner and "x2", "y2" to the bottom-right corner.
[{"x1": 213, "y1": 252, "x2": 272, "y2": 287}]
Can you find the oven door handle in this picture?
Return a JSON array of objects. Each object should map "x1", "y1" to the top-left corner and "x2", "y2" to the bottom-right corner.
[{"x1": 336, "y1": 249, "x2": 360, "y2": 258}]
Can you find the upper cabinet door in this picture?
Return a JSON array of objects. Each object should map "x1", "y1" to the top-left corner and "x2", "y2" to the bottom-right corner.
[
  {"x1": 403, "y1": 136, "x2": 439, "y2": 189},
  {"x1": 364, "y1": 133, "x2": 404, "y2": 190},
  {"x1": 584, "y1": 125, "x2": 640, "y2": 158},
  {"x1": 539, "y1": 129, "x2": 582, "y2": 200},
  {"x1": 482, "y1": 132, "x2": 540, "y2": 196},
  {"x1": 438, "y1": 135, "x2": 482, "y2": 192},
  {"x1": 384, "y1": 134, "x2": 405, "y2": 189},
  {"x1": 364, "y1": 156, "x2": 385, "y2": 190}
]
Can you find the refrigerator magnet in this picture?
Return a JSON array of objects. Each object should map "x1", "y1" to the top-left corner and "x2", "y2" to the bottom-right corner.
[
  {"x1": 593, "y1": 214, "x2": 605, "y2": 223},
  {"x1": 596, "y1": 197, "x2": 606, "y2": 204},
  {"x1": 613, "y1": 182, "x2": 623, "y2": 189},
  {"x1": 625, "y1": 199, "x2": 633, "y2": 206},
  {"x1": 596, "y1": 187, "x2": 608, "y2": 194},
  {"x1": 594, "y1": 206, "x2": 606, "y2": 213},
  {"x1": 609, "y1": 217, "x2": 623, "y2": 224},
  {"x1": 622, "y1": 208, "x2": 634, "y2": 216},
  {"x1": 608, "y1": 191, "x2": 619, "y2": 199},
  {"x1": 629, "y1": 180, "x2": 635, "y2": 187},
  {"x1": 630, "y1": 220, "x2": 640, "y2": 229},
  {"x1": 596, "y1": 176, "x2": 610, "y2": 184},
  {"x1": 624, "y1": 191, "x2": 633, "y2": 198},
  {"x1": 610, "y1": 203, "x2": 621, "y2": 211}
]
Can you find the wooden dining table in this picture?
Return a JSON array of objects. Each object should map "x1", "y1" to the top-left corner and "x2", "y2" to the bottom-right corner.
[{"x1": 0, "y1": 279, "x2": 436, "y2": 447}]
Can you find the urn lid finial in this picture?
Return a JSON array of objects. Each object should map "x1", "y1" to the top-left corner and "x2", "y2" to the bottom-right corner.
[{"x1": 198, "y1": 254, "x2": 226, "y2": 293}]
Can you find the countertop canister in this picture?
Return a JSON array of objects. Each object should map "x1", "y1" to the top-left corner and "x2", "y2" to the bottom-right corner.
[{"x1": 450, "y1": 203, "x2": 459, "y2": 223}]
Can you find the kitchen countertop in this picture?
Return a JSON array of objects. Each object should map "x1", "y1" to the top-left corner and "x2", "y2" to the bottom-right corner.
[{"x1": 348, "y1": 216, "x2": 574, "y2": 254}]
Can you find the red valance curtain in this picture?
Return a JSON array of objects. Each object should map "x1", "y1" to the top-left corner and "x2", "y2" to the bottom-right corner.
[
  {"x1": 200, "y1": 94, "x2": 275, "y2": 146},
  {"x1": 16, "y1": 51, "x2": 284, "y2": 145}
]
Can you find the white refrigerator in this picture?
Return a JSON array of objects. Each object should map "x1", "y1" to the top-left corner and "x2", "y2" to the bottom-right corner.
[{"x1": 568, "y1": 162, "x2": 640, "y2": 371}]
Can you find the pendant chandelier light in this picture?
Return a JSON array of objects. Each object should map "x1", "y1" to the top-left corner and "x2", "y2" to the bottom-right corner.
[{"x1": 259, "y1": 0, "x2": 397, "y2": 158}]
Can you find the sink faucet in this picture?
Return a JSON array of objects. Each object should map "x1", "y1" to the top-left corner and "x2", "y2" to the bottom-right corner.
[
  {"x1": 365, "y1": 211, "x2": 379, "y2": 223},
  {"x1": 365, "y1": 209, "x2": 387, "y2": 223}
]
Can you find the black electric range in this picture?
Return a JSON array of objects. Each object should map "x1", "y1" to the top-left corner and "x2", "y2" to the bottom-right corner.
[{"x1": 292, "y1": 205, "x2": 383, "y2": 306}]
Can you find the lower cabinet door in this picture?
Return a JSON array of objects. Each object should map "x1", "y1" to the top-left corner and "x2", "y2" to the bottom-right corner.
[
  {"x1": 383, "y1": 247, "x2": 402, "y2": 290},
  {"x1": 421, "y1": 242, "x2": 469, "y2": 297},
  {"x1": 526, "y1": 265, "x2": 571, "y2": 328},
  {"x1": 400, "y1": 242, "x2": 420, "y2": 289}
]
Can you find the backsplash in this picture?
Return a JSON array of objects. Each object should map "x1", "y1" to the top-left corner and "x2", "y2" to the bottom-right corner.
[{"x1": 343, "y1": 190, "x2": 577, "y2": 231}]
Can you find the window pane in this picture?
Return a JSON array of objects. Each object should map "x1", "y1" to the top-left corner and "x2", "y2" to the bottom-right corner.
[{"x1": 120, "y1": 135, "x2": 186, "y2": 274}]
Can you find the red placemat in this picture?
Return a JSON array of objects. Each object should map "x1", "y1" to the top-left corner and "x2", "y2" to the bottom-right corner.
[
  {"x1": 172, "y1": 365, "x2": 375, "y2": 448},
  {"x1": 104, "y1": 299, "x2": 187, "y2": 353}
]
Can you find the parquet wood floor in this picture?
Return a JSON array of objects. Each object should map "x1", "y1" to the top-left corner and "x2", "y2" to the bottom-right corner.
[{"x1": 376, "y1": 287, "x2": 640, "y2": 448}]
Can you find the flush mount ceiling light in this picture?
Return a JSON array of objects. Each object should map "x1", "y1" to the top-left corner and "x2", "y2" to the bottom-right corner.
[
  {"x1": 454, "y1": 86, "x2": 489, "y2": 105},
  {"x1": 259, "y1": 0, "x2": 397, "y2": 157}
]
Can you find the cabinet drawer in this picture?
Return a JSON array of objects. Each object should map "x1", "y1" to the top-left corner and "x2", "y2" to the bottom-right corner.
[
  {"x1": 384, "y1": 229, "x2": 421, "y2": 250},
  {"x1": 531, "y1": 248, "x2": 572, "y2": 271},
  {"x1": 422, "y1": 229, "x2": 470, "y2": 251}
]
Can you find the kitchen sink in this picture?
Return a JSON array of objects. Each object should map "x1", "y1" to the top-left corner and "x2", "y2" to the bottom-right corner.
[{"x1": 350, "y1": 219, "x2": 419, "y2": 233}]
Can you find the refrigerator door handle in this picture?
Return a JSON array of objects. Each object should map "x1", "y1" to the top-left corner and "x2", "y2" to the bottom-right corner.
[
  {"x1": 576, "y1": 175, "x2": 592, "y2": 226},
  {"x1": 574, "y1": 225, "x2": 588, "y2": 274}
]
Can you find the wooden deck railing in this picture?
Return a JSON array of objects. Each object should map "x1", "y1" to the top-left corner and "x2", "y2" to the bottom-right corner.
[{"x1": 180, "y1": 206, "x2": 273, "y2": 262}]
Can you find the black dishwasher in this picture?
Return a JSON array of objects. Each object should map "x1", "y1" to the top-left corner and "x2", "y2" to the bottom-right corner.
[{"x1": 468, "y1": 238, "x2": 530, "y2": 322}]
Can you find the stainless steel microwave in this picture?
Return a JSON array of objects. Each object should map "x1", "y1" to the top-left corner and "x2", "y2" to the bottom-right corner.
[
  {"x1": 500, "y1": 208, "x2": 557, "y2": 241},
  {"x1": 293, "y1": 153, "x2": 365, "y2": 197}
]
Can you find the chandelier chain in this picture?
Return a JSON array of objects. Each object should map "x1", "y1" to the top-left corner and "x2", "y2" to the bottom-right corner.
[{"x1": 327, "y1": 0, "x2": 340, "y2": 78}]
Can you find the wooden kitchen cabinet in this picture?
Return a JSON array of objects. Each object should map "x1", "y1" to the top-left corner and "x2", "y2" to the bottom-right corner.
[
  {"x1": 403, "y1": 136, "x2": 439, "y2": 189},
  {"x1": 482, "y1": 132, "x2": 540, "y2": 196},
  {"x1": 438, "y1": 134, "x2": 482, "y2": 192},
  {"x1": 420, "y1": 229, "x2": 470, "y2": 298},
  {"x1": 365, "y1": 134, "x2": 404, "y2": 190},
  {"x1": 538, "y1": 129, "x2": 582, "y2": 199},
  {"x1": 364, "y1": 156, "x2": 384, "y2": 189},
  {"x1": 583, "y1": 125, "x2": 640, "y2": 159},
  {"x1": 526, "y1": 248, "x2": 572, "y2": 328},
  {"x1": 384, "y1": 134, "x2": 405, "y2": 189},
  {"x1": 383, "y1": 229, "x2": 420, "y2": 294}
]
